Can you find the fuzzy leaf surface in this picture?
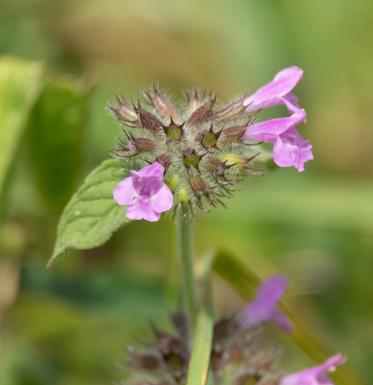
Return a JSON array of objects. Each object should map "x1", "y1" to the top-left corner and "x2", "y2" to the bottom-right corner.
[{"x1": 49, "y1": 158, "x2": 131, "y2": 265}]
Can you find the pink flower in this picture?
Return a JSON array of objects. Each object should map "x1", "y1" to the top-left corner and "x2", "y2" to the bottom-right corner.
[
  {"x1": 239, "y1": 276, "x2": 292, "y2": 332},
  {"x1": 113, "y1": 162, "x2": 173, "y2": 222},
  {"x1": 243, "y1": 66, "x2": 303, "y2": 112},
  {"x1": 280, "y1": 354, "x2": 346, "y2": 385},
  {"x1": 244, "y1": 106, "x2": 313, "y2": 172},
  {"x1": 242, "y1": 66, "x2": 313, "y2": 172}
]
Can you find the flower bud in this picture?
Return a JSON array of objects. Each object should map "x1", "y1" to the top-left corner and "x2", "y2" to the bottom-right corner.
[
  {"x1": 214, "y1": 95, "x2": 247, "y2": 122},
  {"x1": 217, "y1": 125, "x2": 246, "y2": 147},
  {"x1": 134, "y1": 103, "x2": 164, "y2": 131},
  {"x1": 185, "y1": 95, "x2": 215, "y2": 128},
  {"x1": 157, "y1": 153, "x2": 172, "y2": 168},
  {"x1": 143, "y1": 84, "x2": 177, "y2": 124},
  {"x1": 108, "y1": 95, "x2": 139, "y2": 126},
  {"x1": 131, "y1": 137, "x2": 157, "y2": 152},
  {"x1": 204, "y1": 157, "x2": 226, "y2": 175},
  {"x1": 185, "y1": 89, "x2": 212, "y2": 113}
]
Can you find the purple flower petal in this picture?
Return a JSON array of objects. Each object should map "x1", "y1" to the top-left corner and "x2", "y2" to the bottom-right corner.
[
  {"x1": 273, "y1": 128, "x2": 313, "y2": 172},
  {"x1": 126, "y1": 199, "x2": 160, "y2": 222},
  {"x1": 282, "y1": 94, "x2": 301, "y2": 113},
  {"x1": 244, "y1": 66, "x2": 303, "y2": 111},
  {"x1": 139, "y1": 162, "x2": 165, "y2": 178},
  {"x1": 282, "y1": 93, "x2": 300, "y2": 110},
  {"x1": 113, "y1": 162, "x2": 173, "y2": 222},
  {"x1": 244, "y1": 108, "x2": 306, "y2": 142},
  {"x1": 280, "y1": 354, "x2": 346, "y2": 385},
  {"x1": 151, "y1": 184, "x2": 174, "y2": 213},
  {"x1": 132, "y1": 173, "x2": 163, "y2": 197},
  {"x1": 113, "y1": 176, "x2": 136, "y2": 205},
  {"x1": 257, "y1": 275, "x2": 288, "y2": 304},
  {"x1": 272, "y1": 309, "x2": 293, "y2": 332},
  {"x1": 239, "y1": 276, "x2": 292, "y2": 332}
]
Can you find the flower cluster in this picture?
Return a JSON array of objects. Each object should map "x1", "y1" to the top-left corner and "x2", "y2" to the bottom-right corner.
[
  {"x1": 120, "y1": 277, "x2": 345, "y2": 385},
  {"x1": 244, "y1": 67, "x2": 313, "y2": 172},
  {"x1": 122, "y1": 312, "x2": 280, "y2": 385},
  {"x1": 111, "y1": 67, "x2": 313, "y2": 221}
]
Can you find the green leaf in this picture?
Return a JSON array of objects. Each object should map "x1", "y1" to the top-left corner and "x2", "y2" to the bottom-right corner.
[
  {"x1": 186, "y1": 257, "x2": 214, "y2": 385},
  {"x1": 49, "y1": 158, "x2": 131, "y2": 266},
  {"x1": 26, "y1": 75, "x2": 91, "y2": 212},
  {"x1": 212, "y1": 250, "x2": 367, "y2": 385},
  {"x1": 0, "y1": 57, "x2": 43, "y2": 202}
]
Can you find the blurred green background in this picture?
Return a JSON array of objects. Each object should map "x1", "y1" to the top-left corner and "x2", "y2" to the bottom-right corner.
[{"x1": 0, "y1": 0, "x2": 373, "y2": 384}]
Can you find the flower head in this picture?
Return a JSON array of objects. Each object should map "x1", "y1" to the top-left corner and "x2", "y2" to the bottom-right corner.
[
  {"x1": 280, "y1": 354, "x2": 346, "y2": 385},
  {"x1": 109, "y1": 86, "x2": 261, "y2": 218},
  {"x1": 239, "y1": 276, "x2": 292, "y2": 331},
  {"x1": 113, "y1": 162, "x2": 173, "y2": 222},
  {"x1": 243, "y1": 66, "x2": 303, "y2": 112},
  {"x1": 109, "y1": 74, "x2": 312, "y2": 217}
]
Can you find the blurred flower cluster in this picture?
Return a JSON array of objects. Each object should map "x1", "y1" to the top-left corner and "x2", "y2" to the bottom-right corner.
[{"x1": 121, "y1": 277, "x2": 344, "y2": 385}]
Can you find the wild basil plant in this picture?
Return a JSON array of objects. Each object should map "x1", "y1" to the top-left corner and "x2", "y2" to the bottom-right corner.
[{"x1": 50, "y1": 67, "x2": 352, "y2": 385}]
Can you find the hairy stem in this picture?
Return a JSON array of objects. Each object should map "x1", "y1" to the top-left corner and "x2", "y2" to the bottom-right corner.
[{"x1": 176, "y1": 213, "x2": 198, "y2": 325}]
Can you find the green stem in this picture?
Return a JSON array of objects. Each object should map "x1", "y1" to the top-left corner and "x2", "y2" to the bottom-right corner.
[
  {"x1": 176, "y1": 213, "x2": 198, "y2": 325},
  {"x1": 186, "y1": 255, "x2": 214, "y2": 385}
]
